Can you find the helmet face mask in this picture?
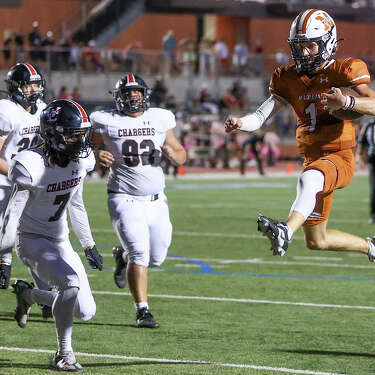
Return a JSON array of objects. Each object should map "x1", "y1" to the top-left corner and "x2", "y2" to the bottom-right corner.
[
  {"x1": 113, "y1": 73, "x2": 150, "y2": 114},
  {"x1": 5, "y1": 63, "x2": 45, "y2": 111},
  {"x1": 288, "y1": 9, "x2": 337, "y2": 74},
  {"x1": 40, "y1": 100, "x2": 92, "y2": 167}
]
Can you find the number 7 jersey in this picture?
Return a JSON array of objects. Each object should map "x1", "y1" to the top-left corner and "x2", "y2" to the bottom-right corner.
[
  {"x1": 91, "y1": 108, "x2": 176, "y2": 196},
  {"x1": 269, "y1": 58, "x2": 370, "y2": 155}
]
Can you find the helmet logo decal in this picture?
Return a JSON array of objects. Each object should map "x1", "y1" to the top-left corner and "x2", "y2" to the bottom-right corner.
[
  {"x1": 47, "y1": 106, "x2": 62, "y2": 123},
  {"x1": 22, "y1": 63, "x2": 41, "y2": 80},
  {"x1": 125, "y1": 74, "x2": 137, "y2": 86},
  {"x1": 315, "y1": 14, "x2": 334, "y2": 31}
]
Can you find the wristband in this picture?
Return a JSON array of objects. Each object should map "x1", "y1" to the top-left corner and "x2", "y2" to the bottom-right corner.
[{"x1": 343, "y1": 95, "x2": 355, "y2": 110}]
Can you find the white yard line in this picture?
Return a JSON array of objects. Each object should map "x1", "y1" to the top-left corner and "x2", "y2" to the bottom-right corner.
[
  {"x1": 0, "y1": 346, "x2": 345, "y2": 375},
  {"x1": 92, "y1": 291, "x2": 375, "y2": 310}
]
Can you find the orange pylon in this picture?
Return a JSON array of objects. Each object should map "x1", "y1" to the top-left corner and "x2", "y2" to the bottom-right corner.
[{"x1": 286, "y1": 162, "x2": 293, "y2": 174}]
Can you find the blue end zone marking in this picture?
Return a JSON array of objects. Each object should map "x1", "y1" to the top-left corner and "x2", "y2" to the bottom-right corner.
[{"x1": 167, "y1": 254, "x2": 213, "y2": 274}]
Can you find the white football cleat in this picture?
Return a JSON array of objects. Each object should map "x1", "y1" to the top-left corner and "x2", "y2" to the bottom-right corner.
[
  {"x1": 257, "y1": 215, "x2": 291, "y2": 256},
  {"x1": 51, "y1": 352, "x2": 83, "y2": 372}
]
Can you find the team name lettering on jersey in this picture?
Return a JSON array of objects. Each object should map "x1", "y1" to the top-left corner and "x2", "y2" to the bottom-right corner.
[
  {"x1": 46, "y1": 177, "x2": 82, "y2": 192},
  {"x1": 20, "y1": 125, "x2": 40, "y2": 135},
  {"x1": 299, "y1": 94, "x2": 321, "y2": 101},
  {"x1": 118, "y1": 127, "x2": 156, "y2": 137}
]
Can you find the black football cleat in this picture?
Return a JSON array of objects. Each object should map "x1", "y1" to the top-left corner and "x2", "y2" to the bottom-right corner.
[
  {"x1": 12, "y1": 280, "x2": 34, "y2": 328},
  {"x1": 41, "y1": 304, "x2": 53, "y2": 319},
  {"x1": 136, "y1": 308, "x2": 159, "y2": 329},
  {"x1": 113, "y1": 246, "x2": 127, "y2": 289}
]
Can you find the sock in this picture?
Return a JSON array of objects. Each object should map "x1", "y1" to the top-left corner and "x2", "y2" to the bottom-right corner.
[
  {"x1": 135, "y1": 302, "x2": 148, "y2": 310},
  {"x1": 53, "y1": 287, "x2": 79, "y2": 356}
]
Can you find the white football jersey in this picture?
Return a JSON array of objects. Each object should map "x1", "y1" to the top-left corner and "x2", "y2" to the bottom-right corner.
[
  {"x1": 9, "y1": 148, "x2": 96, "y2": 241},
  {"x1": 0, "y1": 98, "x2": 46, "y2": 187},
  {"x1": 91, "y1": 107, "x2": 176, "y2": 195}
]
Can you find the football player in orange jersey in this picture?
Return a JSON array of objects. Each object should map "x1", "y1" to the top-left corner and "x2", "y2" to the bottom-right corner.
[{"x1": 225, "y1": 9, "x2": 375, "y2": 259}]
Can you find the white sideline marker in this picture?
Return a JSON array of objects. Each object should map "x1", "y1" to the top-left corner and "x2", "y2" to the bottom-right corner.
[
  {"x1": 0, "y1": 346, "x2": 345, "y2": 375},
  {"x1": 92, "y1": 291, "x2": 375, "y2": 310}
]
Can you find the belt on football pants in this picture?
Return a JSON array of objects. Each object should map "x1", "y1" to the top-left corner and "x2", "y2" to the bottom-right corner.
[{"x1": 107, "y1": 190, "x2": 159, "y2": 201}]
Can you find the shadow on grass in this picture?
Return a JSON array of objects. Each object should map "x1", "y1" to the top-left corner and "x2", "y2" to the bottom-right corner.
[
  {"x1": 278, "y1": 349, "x2": 375, "y2": 358},
  {"x1": 0, "y1": 361, "x2": 193, "y2": 370},
  {"x1": 0, "y1": 312, "x2": 135, "y2": 328}
]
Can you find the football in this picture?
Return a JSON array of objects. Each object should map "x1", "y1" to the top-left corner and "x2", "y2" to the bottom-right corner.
[{"x1": 330, "y1": 86, "x2": 362, "y2": 121}]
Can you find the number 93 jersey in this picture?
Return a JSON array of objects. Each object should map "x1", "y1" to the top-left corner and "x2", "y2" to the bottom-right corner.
[
  {"x1": 0, "y1": 99, "x2": 46, "y2": 187},
  {"x1": 91, "y1": 108, "x2": 176, "y2": 196},
  {"x1": 9, "y1": 148, "x2": 96, "y2": 241}
]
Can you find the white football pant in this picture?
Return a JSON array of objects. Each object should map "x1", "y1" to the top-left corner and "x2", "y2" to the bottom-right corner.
[
  {"x1": 108, "y1": 191, "x2": 172, "y2": 267},
  {"x1": 16, "y1": 233, "x2": 96, "y2": 321}
]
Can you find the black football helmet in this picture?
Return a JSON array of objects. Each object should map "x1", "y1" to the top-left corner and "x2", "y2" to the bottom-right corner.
[
  {"x1": 40, "y1": 99, "x2": 92, "y2": 167},
  {"x1": 5, "y1": 63, "x2": 45, "y2": 112},
  {"x1": 113, "y1": 73, "x2": 150, "y2": 114}
]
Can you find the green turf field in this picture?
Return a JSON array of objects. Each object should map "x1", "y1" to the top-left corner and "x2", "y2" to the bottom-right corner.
[{"x1": 1, "y1": 174, "x2": 375, "y2": 375}]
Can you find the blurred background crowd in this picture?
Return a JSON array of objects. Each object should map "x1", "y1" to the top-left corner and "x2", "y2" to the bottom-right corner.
[{"x1": 1, "y1": 0, "x2": 375, "y2": 176}]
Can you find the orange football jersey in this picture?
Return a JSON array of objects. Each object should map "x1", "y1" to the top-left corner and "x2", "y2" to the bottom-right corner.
[{"x1": 269, "y1": 58, "x2": 370, "y2": 155}]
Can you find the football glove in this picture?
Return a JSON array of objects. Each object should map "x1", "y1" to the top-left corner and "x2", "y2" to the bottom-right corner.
[
  {"x1": 0, "y1": 263, "x2": 11, "y2": 289},
  {"x1": 84, "y1": 245, "x2": 103, "y2": 271}
]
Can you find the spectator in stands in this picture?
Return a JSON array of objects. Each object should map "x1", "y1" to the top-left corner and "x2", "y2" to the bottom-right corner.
[
  {"x1": 58, "y1": 86, "x2": 69, "y2": 100},
  {"x1": 165, "y1": 94, "x2": 178, "y2": 112},
  {"x1": 28, "y1": 21, "x2": 42, "y2": 64},
  {"x1": 199, "y1": 38, "x2": 214, "y2": 77},
  {"x1": 231, "y1": 80, "x2": 247, "y2": 110},
  {"x1": 262, "y1": 124, "x2": 281, "y2": 166},
  {"x1": 179, "y1": 35, "x2": 197, "y2": 77},
  {"x1": 220, "y1": 88, "x2": 241, "y2": 114},
  {"x1": 58, "y1": 35, "x2": 72, "y2": 71},
  {"x1": 199, "y1": 85, "x2": 219, "y2": 114},
  {"x1": 162, "y1": 30, "x2": 177, "y2": 76},
  {"x1": 150, "y1": 77, "x2": 168, "y2": 107},
  {"x1": 124, "y1": 41, "x2": 143, "y2": 73},
  {"x1": 71, "y1": 86, "x2": 81, "y2": 101},
  {"x1": 232, "y1": 40, "x2": 249, "y2": 75},
  {"x1": 210, "y1": 118, "x2": 230, "y2": 168},
  {"x1": 2, "y1": 29, "x2": 12, "y2": 63},
  {"x1": 14, "y1": 30, "x2": 25, "y2": 63},
  {"x1": 40, "y1": 31, "x2": 55, "y2": 70},
  {"x1": 275, "y1": 47, "x2": 289, "y2": 67},
  {"x1": 252, "y1": 39, "x2": 264, "y2": 75},
  {"x1": 69, "y1": 41, "x2": 82, "y2": 71},
  {"x1": 214, "y1": 38, "x2": 229, "y2": 74},
  {"x1": 240, "y1": 129, "x2": 265, "y2": 175},
  {"x1": 82, "y1": 40, "x2": 104, "y2": 72}
]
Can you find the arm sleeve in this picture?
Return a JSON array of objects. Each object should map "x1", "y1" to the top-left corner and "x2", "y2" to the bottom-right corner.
[
  {"x1": 0, "y1": 184, "x2": 29, "y2": 251},
  {"x1": 239, "y1": 95, "x2": 284, "y2": 132},
  {"x1": 68, "y1": 182, "x2": 95, "y2": 249}
]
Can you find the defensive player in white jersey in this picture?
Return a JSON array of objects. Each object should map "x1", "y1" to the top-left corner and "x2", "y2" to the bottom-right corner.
[
  {"x1": 6, "y1": 99, "x2": 103, "y2": 372},
  {"x1": 0, "y1": 63, "x2": 52, "y2": 307},
  {"x1": 0, "y1": 63, "x2": 54, "y2": 318},
  {"x1": 91, "y1": 73, "x2": 186, "y2": 328}
]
